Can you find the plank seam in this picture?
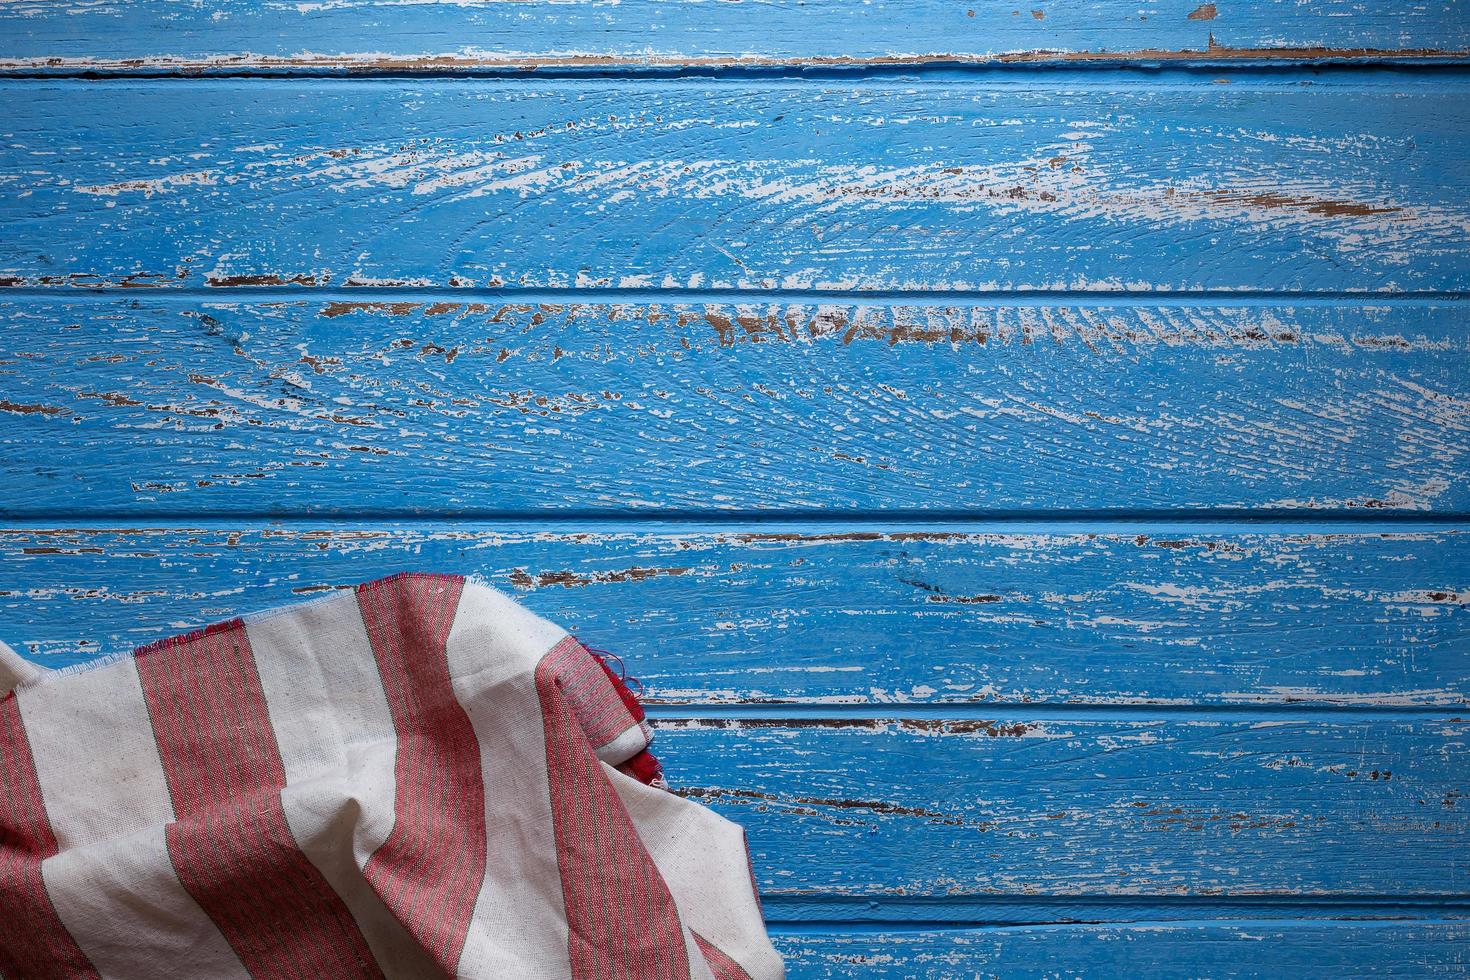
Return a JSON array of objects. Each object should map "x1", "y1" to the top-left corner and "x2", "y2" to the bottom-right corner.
[
  {"x1": 5, "y1": 287, "x2": 1470, "y2": 306},
  {"x1": 6, "y1": 67, "x2": 1470, "y2": 91},
  {"x1": 762, "y1": 896, "x2": 1470, "y2": 915},
  {"x1": 1, "y1": 517, "x2": 1468, "y2": 531},
  {"x1": 5, "y1": 511, "x2": 1469, "y2": 525},
  {"x1": 764, "y1": 916, "x2": 1470, "y2": 936},
  {"x1": 4, "y1": 60, "x2": 1470, "y2": 82},
  {"x1": 646, "y1": 705, "x2": 1468, "y2": 722}
]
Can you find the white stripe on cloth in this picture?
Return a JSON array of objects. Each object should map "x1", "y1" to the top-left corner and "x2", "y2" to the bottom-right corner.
[
  {"x1": 446, "y1": 580, "x2": 574, "y2": 979},
  {"x1": 608, "y1": 762, "x2": 786, "y2": 980},
  {"x1": 244, "y1": 590, "x2": 442, "y2": 978}
]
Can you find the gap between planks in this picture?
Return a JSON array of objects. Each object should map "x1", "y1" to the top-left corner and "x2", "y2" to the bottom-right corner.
[
  {"x1": 644, "y1": 704, "x2": 1465, "y2": 723},
  {"x1": 8, "y1": 64, "x2": 1470, "y2": 87},
  {"x1": 4, "y1": 514, "x2": 1468, "y2": 528},
  {"x1": 6, "y1": 286, "x2": 1470, "y2": 306},
  {"x1": 765, "y1": 916, "x2": 1470, "y2": 935},
  {"x1": 4, "y1": 61, "x2": 1470, "y2": 83},
  {"x1": 761, "y1": 895, "x2": 1470, "y2": 929}
]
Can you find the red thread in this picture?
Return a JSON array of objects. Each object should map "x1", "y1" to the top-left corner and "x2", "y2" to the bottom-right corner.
[{"x1": 577, "y1": 639, "x2": 646, "y2": 698}]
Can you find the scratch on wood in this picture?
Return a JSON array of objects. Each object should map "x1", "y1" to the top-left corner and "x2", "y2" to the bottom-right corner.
[
  {"x1": 1205, "y1": 189, "x2": 1403, "y2": 219},
  {"x1": 205, "y1": 273, "x2": 321, "y2": 288},
  {"x1": 0, "y1": 399, "x2": 66, "y2": 416},
  {"x1": 666, "y1": 717, "x2": 1040, "y2": 737},
  {"x1": 3, "y1": 42, "x2": 1466, "y2": 72},
  {"x1": 508, "y1": 566, "x2": 693, "y2": 588},
  {"x1": 76, "y1": 390, "x2": 144, "y2": 408},
  {"x1": 677, "y1": 785, "x2": 975, "y2": 827},
  {"x1": 320, "y1": 301, "x2": 426, "y2": 318}
]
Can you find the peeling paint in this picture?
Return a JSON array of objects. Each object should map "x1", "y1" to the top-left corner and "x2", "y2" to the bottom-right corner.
[
  {"x1": 508, "y1": 565, "x2": 693, "y2": 588},
  {"x1": 8, "y1": 84, "x2": 1469, "y2": 292},
  {"x1": 205, "y1": 273, "x2": 321, "y2": 288},
  {"x1": 0, "y1": 398, "x2": 66, "y2": 416},
  {"x1": 4, "y1": 41, "x2": 1468, "y2": 74}
]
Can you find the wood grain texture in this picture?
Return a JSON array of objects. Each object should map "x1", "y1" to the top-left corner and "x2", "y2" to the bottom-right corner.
[
  {"x1": 2, "y1": 0, "x2": 1467, "y2": 72},
  {"x1": 2, "y1": 299, "x2": 1467, "y2": 515},
  {"x1": 774, "y1": 922, "x2": 1470, "y2": 978},
  {"x1": 1, "y1": 523, "x2": 1464, "y2": 706},
  {"x1": 4, "y1": 81, "x2": 1470, "y2": 293},
  {"x1": 661, "y1": 715, "x2": 1470, "y2": 898}
]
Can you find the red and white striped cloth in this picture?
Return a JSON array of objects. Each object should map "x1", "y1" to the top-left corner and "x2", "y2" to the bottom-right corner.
[{"x1": 0, "y1": 573, "x2": 783, "y2": 979}]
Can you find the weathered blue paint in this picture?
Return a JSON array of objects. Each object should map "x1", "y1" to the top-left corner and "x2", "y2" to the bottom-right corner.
[
  {"x1": 1, "y1": 523, "x2": 1465, "y2": 707},
  {"x1": 1, "y1": 0, "x2": 1467, "y2": 72},
  {"x1": 2, "y1": 9, "x2": 1468, "y2": 973},
  {"x1": 775, "y1": 922, "x2": 1470, "y2": 979},
  {"x1": 1, "y1": 299, "x2": 1466, "y2": 516},
  {"x1": 4, "y1": 81, "x2": 1470, "y2": 293},
  {"x1": 658, "y1": 715, "x2": 1470, "y2": 898}
]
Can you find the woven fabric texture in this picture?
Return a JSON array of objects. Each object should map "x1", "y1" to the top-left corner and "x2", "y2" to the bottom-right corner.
[{"x1": 0, "y1": 572, "x2": 781, "y2": 980}]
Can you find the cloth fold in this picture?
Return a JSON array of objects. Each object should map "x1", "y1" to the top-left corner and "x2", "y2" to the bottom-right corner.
[{"x1": 0, "y1": 572, "x2": 782, "y2": 980}]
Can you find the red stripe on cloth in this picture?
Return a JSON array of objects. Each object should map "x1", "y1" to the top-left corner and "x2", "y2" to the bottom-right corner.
[
  {"x1": 135, "y1": 619, "x2": 384, "y2": 978},
  {"x1": 0, "y1": 693, "x2": 100, "y2": 979},
  {"x1": 542, "y1": 637, "x2": 644, "y2": 751},
  {"x1": 356, "y1": 573, "x2": 485, "y2": 974},
  {"x1": 536, "y1": 650, "x2": 691, "y2": 980},
  {"x1": 692, "y1": 932, "x2": 756, "y2": 980}
]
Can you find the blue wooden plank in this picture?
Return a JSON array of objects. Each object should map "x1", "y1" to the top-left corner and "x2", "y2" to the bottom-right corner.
[
  {"x1": 1, "y1": 0, "x2": 1466, "y2": 72},
  {"x1": 655, "y1": 715, "x2": 1469, "y2": 898},
  {"x1": 4, "y1": 81, "x2": 1470, "y2": 292},
  {"x1": 1, "y1": 299, "x2": 1467, "y2": 515},
  {"x1": 1, "y1": 522, "x2": 1465, "y2": 707},
  {"x1": 774, "y1": 922, "x2": 1470, "y2": 978}
]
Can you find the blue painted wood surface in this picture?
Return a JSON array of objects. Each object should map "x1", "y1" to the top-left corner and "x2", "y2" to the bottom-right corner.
[
  {"x1": 1, "y1": 299, "x2": 1466, "y2": 515},
  {"x1": 656, "y1": 715, "x2": 1470, "y2": 898},
  {"x1": 775, "y1": 922, "x2": 1470, "y2": 978},
  {"x1": 2, "y1": 524, "x2": 1465, "y2": 706},
  {"x1": 2, "y1": 3, "x2": 1468, "y2": 974},
  {"x1": 4, "y1": 80, "x2": 1470, "y2": 293},
  {"x1": 2, "y1": 0, "x2": 1467, "y2": 72}
]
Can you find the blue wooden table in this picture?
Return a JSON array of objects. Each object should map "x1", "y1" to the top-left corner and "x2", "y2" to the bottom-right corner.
[{"x1": 2, "y1": 2, "x2": 1469, "y2": 975}]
